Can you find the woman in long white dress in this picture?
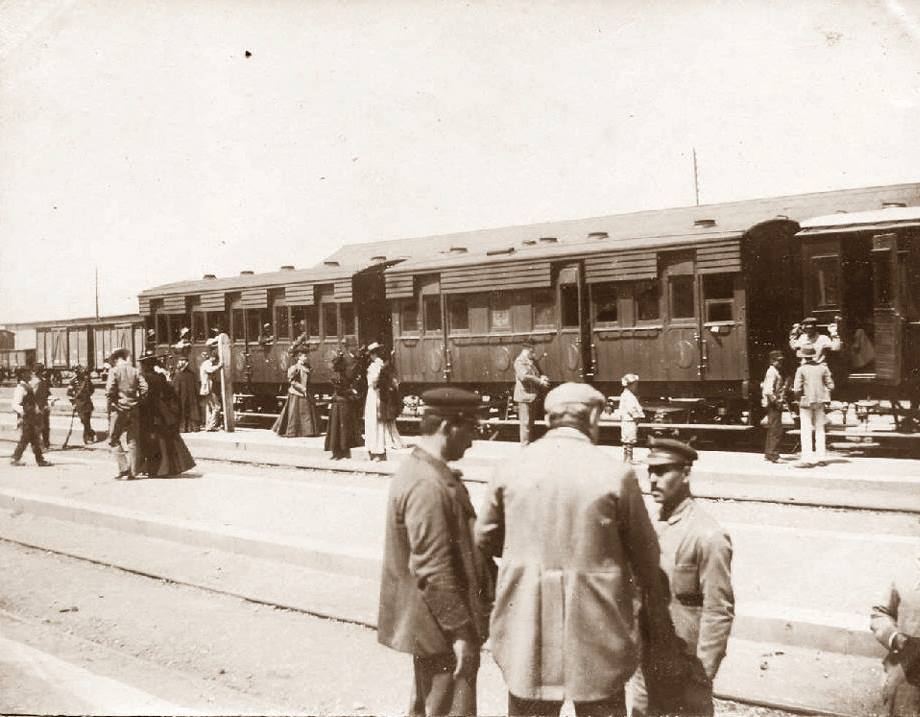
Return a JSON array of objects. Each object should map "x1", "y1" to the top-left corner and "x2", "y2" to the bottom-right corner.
[{"x1": 363, "y1": 343, "x2": 403, "y2": 461}]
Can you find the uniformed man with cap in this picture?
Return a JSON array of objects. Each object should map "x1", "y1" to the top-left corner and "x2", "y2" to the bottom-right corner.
[
  {"x1": 631, "y1": 438, "x2": 735, "y2": 717},
  {"x1": 476, "y1": 382, "x2": 676, "y2": 717},
  {"x1": 378, "y1": 387, "x2": 492, "y2": 716},
  {"x1": 513, "y1": 337, "x2": 550, "y2": 446},
  {"x1": 789, "y1": 316, "x2": 841, "y2": 364}
]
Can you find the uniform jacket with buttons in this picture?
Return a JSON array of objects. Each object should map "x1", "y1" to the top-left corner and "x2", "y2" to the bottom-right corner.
[
  {"x1": 378, "y1": 446, "x2": 493, "y2": 657},
  {"x1": 475, "y1": 427, "x2": 673, "y2": 702},
  {"x1": 657, "y1": 498, "x2": 734, "y2": 683},
  {"x1": 871, "y1": 576, "x2": 920, "y2": 715}
]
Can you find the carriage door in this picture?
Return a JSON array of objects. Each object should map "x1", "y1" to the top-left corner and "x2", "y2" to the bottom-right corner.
[
  {"x1": 557, "y1": 264, "x2": 589, "y2": 382},
  {"x1": 871, "y1": 233, "x2": 902, "y2": 385},
  {"x1": 661, "y1": 251, "x2": 702, "y2": 381},
  {"x1": 418, "y1": 275, "x2": 448, "y2": 383}
]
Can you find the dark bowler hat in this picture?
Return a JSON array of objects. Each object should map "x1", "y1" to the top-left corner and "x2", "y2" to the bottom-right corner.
[
  {"x1": 768, "y1": 350, "x2": 784, "y2": 361},
  {"x1": 421, "y1": 387, "x2": 483, "y2": 421},
  {"x1": 644, "y1": 437, "x2": 698, "y2": 467},
  {"x1": 138, "y1": 349, "x2": 160, "y2": 363}
]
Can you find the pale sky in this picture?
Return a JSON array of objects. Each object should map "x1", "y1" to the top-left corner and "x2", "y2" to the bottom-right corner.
[{"x1": 1, "y1": 0, "x2": 919, "y2": 322}]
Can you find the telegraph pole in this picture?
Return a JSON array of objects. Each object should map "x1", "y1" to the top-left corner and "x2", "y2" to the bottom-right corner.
[
  {"x1": 95, "y1": 266, "x2": 100, "y2": 320},
  {"x1": 692, "y1": 147, "x2": 701, "y2": 206}
]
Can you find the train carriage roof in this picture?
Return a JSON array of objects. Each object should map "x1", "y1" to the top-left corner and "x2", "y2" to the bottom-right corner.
[
  {"x1": 329, "y1": 183, "x2": 920, "y2": 268},
  {"x1": 138, "y1": 262, "x2": 378, "y2": 298},
  {"x1": 797, "y1": 205, "x2": 920, "y2": 235}
]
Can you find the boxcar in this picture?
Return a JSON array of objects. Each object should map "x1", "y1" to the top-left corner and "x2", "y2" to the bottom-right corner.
[{"x1": 34, "y1": 314, "x2": 143, "y2": 382}]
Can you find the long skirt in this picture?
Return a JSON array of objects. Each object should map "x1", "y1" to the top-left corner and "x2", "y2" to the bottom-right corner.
[
  {"x1": 141, "y1": 429, "x2": 196, "y2": 477},
  {"x1": 324, "y1": 396, "x2": 360, "y2": 458},
  {"x1": 364, "y1": 389, "x2": 403, "y2": 455},
  {"x1": 273, "y1": 392, "x2": 318, "y2": 437}
]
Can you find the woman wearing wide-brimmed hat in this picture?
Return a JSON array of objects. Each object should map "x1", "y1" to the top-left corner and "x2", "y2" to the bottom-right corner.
[
  {"x1": 272, "y1": 350, "x2": 319, "y2": 437},
  {"x1": 363, "y1": 342, "x2": 403, "y2": 461}
]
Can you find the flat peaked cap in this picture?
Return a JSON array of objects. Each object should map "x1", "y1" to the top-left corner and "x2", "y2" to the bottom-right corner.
[
  {"x1": 138, "y1": 349, "x2": 159, "y2": 363},
  {"x1": 543, "y1": 382, "x2": 605, "y2": 413},
  {"x1": 421, "y1": 387, "x2": 483, "y2": 420},
  {"x1": 801, "y1": 316, "x2": 818, "y2": 325},
  {"x1": 645, "y1": 437, "x2": 698, "y2": 466},
  {"x1": 768, "y1": 350, "x2": 784, "y2": 361}
]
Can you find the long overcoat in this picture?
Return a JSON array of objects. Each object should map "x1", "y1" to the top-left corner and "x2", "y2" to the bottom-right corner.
[
  {"x1": 475, "y1": 427, "x2": 672, "y2": 703},
  {"x1": 378, "y1": 447, "x2": 493, "y2": 657}
]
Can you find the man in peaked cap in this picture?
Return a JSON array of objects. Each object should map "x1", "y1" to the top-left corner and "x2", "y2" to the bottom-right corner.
[
  {"x1": 761, "y1": 350, "x2": 786, "y2": 463},
  {"x1": 513, "y1": 337, "x2": 550, "y2": 446},
  {"x1": 378, "y1": 387, "x2": 492, "y2": 716},
  {"x1": 631, "y1": 437, "x2": 734, "y2": 717},
  {"x1": 476, "y1": 382, "x2": 676, "y2": 716}
]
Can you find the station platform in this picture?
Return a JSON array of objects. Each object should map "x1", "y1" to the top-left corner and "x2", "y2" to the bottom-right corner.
[{"x1": 0, "y1": 444, "x2": 904, "y2": 716}]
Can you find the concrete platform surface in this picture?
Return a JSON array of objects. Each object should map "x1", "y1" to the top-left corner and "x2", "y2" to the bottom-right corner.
[
  {"x1": 3, "y1": 413, "x2": 920, "y2": 512},
  {"x1": 0, "y1": 450, "x2": 914, "y2": 663}
]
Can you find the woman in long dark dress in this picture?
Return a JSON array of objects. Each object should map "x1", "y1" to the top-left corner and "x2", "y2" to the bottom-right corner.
[
  {"x1": 138, "y1": 353, "x2": 196, "y2": 477},
  {"x1": 273, "y1": 352, "x2": 319, "y2": 437},
  {"x1": 325, "y1": 352, "x2": 360, "y2": 459}
]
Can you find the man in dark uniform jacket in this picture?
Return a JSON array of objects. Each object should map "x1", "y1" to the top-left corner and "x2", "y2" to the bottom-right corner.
[
  {"x1": 67, "y1": 366, "x2": 96, "y2": 443},
  {"x1": 378, "y1": 387, "x2": 491, "y2": 716},
  {"x1": 30, "y1": 366, "x2": 52, "y2": 449},
  {"x1": 632, "y1": 438, "x2": 735, "y2": 717}
]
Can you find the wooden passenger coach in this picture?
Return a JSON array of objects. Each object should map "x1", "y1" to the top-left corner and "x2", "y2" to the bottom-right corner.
[
  {"x1": 383, "y1": 184, "x2": 920, "y2": 421},
  {"x1": 138, "y1": 261, "x2": 393, "y2": 407}
]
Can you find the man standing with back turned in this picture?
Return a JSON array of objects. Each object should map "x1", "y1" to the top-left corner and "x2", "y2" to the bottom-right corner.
[
  {"x1": 631, "y1": 438, "x2": 734, "y2": 717},
  {"x1": 378, "y1": 387, "x2": 491, "y2": 716},
  {"x1": 476, "y1": 382, "x2": 675, "y2": 717},
  {"x1": 106, "y1": 348, "x2": 148, "y2": 480}
]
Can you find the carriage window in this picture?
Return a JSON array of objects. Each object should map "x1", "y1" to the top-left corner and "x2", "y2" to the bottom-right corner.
[
  {"x1": 291, "y1": 305, "x2": 318, "y2": 337},
  {"x1": 246, "y1": 309, "x2": 267, "y2": 342},
  {"x1": 156, "y1": 314, "x2": 168, "y2": 343},
  {"x1": 593, "y1": 283, "x2": 619, "y2": 324},
  {"x1": 341, "y1": 304, "x2": 355, "y2": 335},
  {"x1": 669, "y1": 276, "x2": 695, "y2": 320},
  {"x1": 636, "y1": 279, "x2": 661, "y2": 321},
  {"x1": 533, "y1": 288, "x2": 555, "y2": 328},
  {"x1": 401, "y1": 298, "x2": 419, "y2": 335},
  {"x1": 703, "y1": 274, "x2": 734, "y2": 322},
  {"x1": 231, "y1": 309, "x2": 245, "y2": 341},
  {"x1": 193, "y1": 313, "x2": 206, "y2": 342},
  {"x1": 176, "y1": 313, "x2": 191, "y2": 341},
  {"x1": 322, "y1": 303, "x2": 339, "y2": 338},
  {"x1": 812, "y1": 256, "x2": 840, "y2": 307},
  {"x1": 423, "y1": 296, "x2": 442, "y2": 332},
  {"x1": 447, "y1": 296, "x2": 469, "y2": 332},
  {"x1": 560, "y1": 284, "x2": 580, "y2": 328},
  {"x1": 207, "y1": 312, "x2": 226, "y2": 336},
  {"x1": 275, "y1": 306, "x2": 290, "y2": 339},
  {"x1": 491, "y1": 292, "x2": 512, "y2": 332},
  {"x1": 900, "y1": 250, "x2": 920, "y2": 321}
]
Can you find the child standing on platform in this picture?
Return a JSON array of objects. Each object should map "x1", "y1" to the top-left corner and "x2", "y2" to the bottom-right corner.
[{"x1": 619, "y1": 373, "x2": 644, "y2": 463}]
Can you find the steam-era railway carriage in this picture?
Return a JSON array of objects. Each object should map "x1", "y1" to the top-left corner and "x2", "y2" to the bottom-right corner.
[{"x1": 135, "y1": 182, "x2": 920, "y2": 429}]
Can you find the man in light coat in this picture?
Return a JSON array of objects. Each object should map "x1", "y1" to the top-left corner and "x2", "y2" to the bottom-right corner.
[
  {"x1": 378, "y1": 388, "x2": 491, "y2": 716},
  {"x1": 631, "y1": 438, "x2": 734, "y2": 717},
  {"x1": 513, "y1": 339, "x2": 549, "y2": 446},
  {"x1": 476, "y1": 382, "x2": 675, "y2": 717},
  {"x1": 105, "y1": 348, "x2": 148, "y2": 480},
  {"x1": 199, "y1": 350, "x2": 223, "y2": 431},
  {"x1": 10, "y1": 368, "x2": 51, "y2": 467}
]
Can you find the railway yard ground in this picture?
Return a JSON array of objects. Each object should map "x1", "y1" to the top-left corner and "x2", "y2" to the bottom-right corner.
[{"x1": 1, "y1": 389, "x2": 919, "y2": 715}]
